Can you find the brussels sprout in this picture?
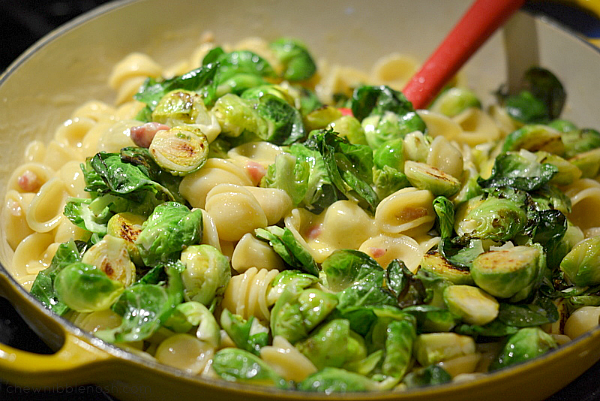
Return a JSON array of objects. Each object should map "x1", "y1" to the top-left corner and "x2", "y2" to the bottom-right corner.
[
  {"x1": 81, "y1": 235, "x2": 136, "y2": 287},
  {"x1": 373, "y1": 165, "x2": 411, "y2": 200},
  {"x1": 454, "y1": 195, "x2": 527, "y2": 242},
  {"x1": 269, "y1": 38, "x2": 317, "y2": 81},
  {"x1": 404, "y1": 161, "x2": 461, "y2": 198},
  {"x1": 429, "y1": 87, "x2": 482, "y2": 117},
  {"x1": 403, "y1": 131, "x2": 431, "y2": 163},
  {"x1": 443, "y1": 285, "x2": 499, "y2": 326},
  {"x1": 561, "y1": 128, "x2": 600, "y2": 158},
  {"x1": 413, "y1": 332, "x2": 476, "y2": 366},
  {"x1": 322, "y1": 249, "x2": 383, "y2": 292},
  {"x1": 534, "y1": 151, "x2": 582, "y2": 186},
  {"x1": 420, "y1": 251, "x2": 473, "y2": 285},
  {"x1": 327, "y1": 115, "x2": 368, "y2": 145},
  {"x1": 478, "y1": 150, "x2": 558, "y2": 192},
  {"x1": 266, "y1": 269, "x2": 318, "y2": 305},
  {"x1": 152, "y1": 89, "x2": 206, "y2": 126},
  {"x1": 560, "y1": 236, "x2": 600, "y2": 287},
  {"x1": 270, "y1": 288, "x2": 338, "y2": 344},
  {"x1": 54, "y1": 262, "x2": 124, "y2": 312},
  {"x1": 295, "y1": 319, "x2": 366, "y2": 369},
  {"x1": 401, "y1": 365, "x2": 452, "y2": 388},
  {"x1": 213, "y1": 93, "x2": 266, "y2": 138},
  {"x1": 501, "y1": 124, "x2": 565, "y2": 155},
  {"x1": 373, "y1": 138, "x2": 404, "y2": 171},
  {"x1": 499, "y1": 67, "x2": 565, "y2": 124},
  {"x1": 381, "y1": 318, "x2": 417, "y2": 379},
  {"x1": 106, "y1": 212, "x2": 145, "y2": 265},
  {"x1": 297, "y1": 367, "x2": 377, "y2": 393},
  {"x1": 403, "y1": 305, "x2": 460, "y2": 333},
  {"x1": 220, "y1": 309, "x2": 268, "y2": 355},
  {"x1": 489, "y1": 327, "x2": 557, "y2": 371},
  {"x1": 362, "y1": 112, "x2": 407, "y2": 150},
  {"x1": 241, "y1": 84, "x2": 295, "y2": 105},
  {"x1": 148, "y1": 126, "x2": 208, "y2": 176},
  {"x1": 569, "y1": 147, "x2": 600, "y2": 178},
  {"x1": 471, "y1": 245, "x2": 543, "y2": 299},
  {"x1": 135, "y1": 202, "x2": 203, "y2": 266},
  {"x1": 164, "y1": 301, "x2": 220, "y2": 348},
  {"x1": 180, "y1": 244, "x2": 231, "y2": 306},
  {"x1": 350, "y1": 85, "x2": 426, "y2": 133},
  {"x1": 212, "y1": 348, "x2": 288, "y2": 389},
  {"x1": 548, "y1": 119, "x2": 577, "y2": 133},
  {"x1": 304, "y1": 106, "x2": 343, "y2": 132}
]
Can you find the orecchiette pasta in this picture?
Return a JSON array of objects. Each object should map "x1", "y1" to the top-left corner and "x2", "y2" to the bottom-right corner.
[
  {"x1": 374, "y1": 187, "x2": 436, "y2": 237},
  {"x1": 204, "y1": 184, "x2": 268, "y2": 242},
  {"x1": 221, "y1": 266, "x2": 280, "y2": 322}
]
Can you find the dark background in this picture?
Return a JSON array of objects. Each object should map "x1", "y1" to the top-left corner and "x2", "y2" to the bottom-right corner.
[{"x1": 1, "y1": 1, "x2": 600, "y2": 400}]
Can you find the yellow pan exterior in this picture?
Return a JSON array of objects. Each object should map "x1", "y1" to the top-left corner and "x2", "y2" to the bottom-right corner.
[{"x1": 1, "y1": 1, "x2": 600, "y2": 400}]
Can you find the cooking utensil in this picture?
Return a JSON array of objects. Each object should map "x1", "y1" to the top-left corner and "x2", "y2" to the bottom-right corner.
[{"x1": 403, "y1": 0, "x2": 527, "y2": 109}]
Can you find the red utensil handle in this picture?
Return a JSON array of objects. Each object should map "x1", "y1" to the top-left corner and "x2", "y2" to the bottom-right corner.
[{"x1": 403, "y1": 0, "x2": 527, "y2": 110}]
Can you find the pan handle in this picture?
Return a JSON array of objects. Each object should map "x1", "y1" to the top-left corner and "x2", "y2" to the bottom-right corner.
[
  {"x1": 0, "y1": 330, "x2": 112, "y2": 388},
  {"x1": 0, "y1": 269, "x2": 115, "y2": 389}
]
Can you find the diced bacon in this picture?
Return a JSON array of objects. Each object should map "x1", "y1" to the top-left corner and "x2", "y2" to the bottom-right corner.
[
  {"x1": 338, "y1": 107, "x2": 353, "y2": 117},
  {"x1": 305, "y1": 224, "x2": 322, "y2": 240},
  {"x1": 130, "y1": 122, "x2": 170, "y2": 148},
  {"x1": 245, "y1": 161, "x2": 267, "y2": 185},
  {"x1": 368, "y1": 247, "x2": 387, "y2": 259},
  {"x1": 18, "y1": 170, "x2": 41, "y2": 192}
]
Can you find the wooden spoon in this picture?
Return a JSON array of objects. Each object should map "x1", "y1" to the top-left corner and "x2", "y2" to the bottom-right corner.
[{"x1": 402, "y1": 0, "x2": 527, "y2": 110}]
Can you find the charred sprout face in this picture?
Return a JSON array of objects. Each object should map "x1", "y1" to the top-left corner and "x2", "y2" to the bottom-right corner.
[
  {"x1": 404, "y1": 161, "x2": 461, "y2": 197},
  {"x1": 470, "y1": 245, "x2": 544, "y2": 299},
  {"x1": 502, "y1": 124, "x2": 565, "y2": 155},
  {"x1": 454, "y1": 195, "x2": 527, "y2": 242},
  {"x1": 149, "y1": 126, "x2": 209, "y2": 176},
  {"x1": 419, "y1": 251, "x2": 473, "y2": 285}
]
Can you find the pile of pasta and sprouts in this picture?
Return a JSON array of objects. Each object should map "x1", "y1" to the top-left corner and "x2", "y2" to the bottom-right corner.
[{"x1": 5, "y1": 33, "x2": 600, "y2": 393}]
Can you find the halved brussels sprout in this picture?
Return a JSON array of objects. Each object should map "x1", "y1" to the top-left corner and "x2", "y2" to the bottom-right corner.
[
  {"x1": 404, "y1": 161, "x2": 461, "y2": 197},
  {"x1": 362, "y1": 112, "x2": 406, "y2": 150},
  {"x1": 454, "y1": 195, "x2": 527, "y2": 242},
  {"x1": 413, "y1": 332, "x2": 476, "y2": 366},
  {"x1": 470, "y1": 245, "x2": 543, "y2": 299},
  {"x1": 443, "y1": 285, "x2": 499, "y2": 326},
  {"x1": 297, "y1": 367, "x2": 377, "y2": 393},
  {"x1": 560, "y1": 236, "x2": 600, "y2": 287},
  {"x1": 269, "y1": 37, "x2": 317, "y2": 81},
  {"x1": 152, "y1": 89, "x2": 204, "y2": 125},
  {"x1": 490, "y1": 327, "x2": 557, "y2": 371},
  {"x1": 295, "y1": 319, "x2": 366, "y2": 369},
  {"x1": 535, "y1": 151, "x2": 582, "y2": 186},
  {"x1": 419, "y1": 251, "x2": 473, "y2": 285},
  {"x1": 501, "y1": 124, "x2": 565, "y2": 155},
  {"x1": 561, "y1": 128, "x2": 600, "y2": 159},
  {"x1": 212, "y1": 348, "x2": 288, "y2": 389},
  {"x1": 180, "y1": 244, "x2": 231, "y2": 306},
  {"x1": 149, "y1": 126, "x2": 209, "y2": 176},
  {"x1": 569, "y1": 147, "x2": 600, "y2": 178},
  {"x1": 429, "y1": 87, "x2": 482, "y2": 117},
  {"x1": 107, "y1": 212, "x2": 145, "y2": 265},
  {"x1": 327, "y1": 115, "x2": 368, "y2": 145},
  {"x1": 403, "y1": 131, "x2": 431, "y2": 163},
  {"x1": 54, "y1": 262, "x2": 124, "y2": 312},
  {"x1": 270, "y1": 288, "x2": 338, "y2": 344},
  {"x1": 304, "y1": 106, "x2": 343, "y2": 132},
  {"x1": 81, "y1": 235, "x2": 136, "y2": 287}
]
